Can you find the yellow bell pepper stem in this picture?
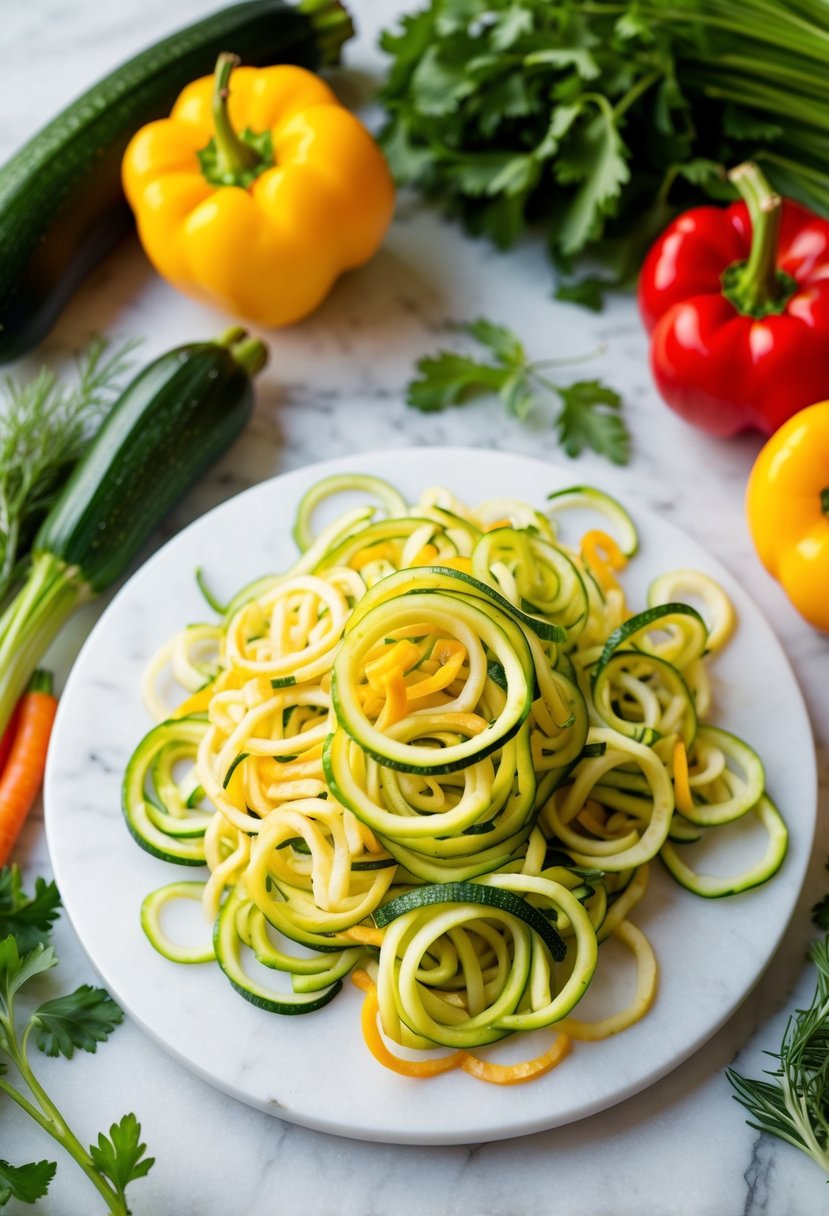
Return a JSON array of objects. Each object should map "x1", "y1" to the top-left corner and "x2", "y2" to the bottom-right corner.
[{"x1": 211, "y1": 54, "x2": 264, "y2": 183}]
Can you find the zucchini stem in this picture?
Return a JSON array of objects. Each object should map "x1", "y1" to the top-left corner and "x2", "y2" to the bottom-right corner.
[
  {"x1": 217, "y1": 326, "x2": 268, "y2": 376},
  {"x1": 300, "y1": 0, "x2": 355, "y2": 66}
]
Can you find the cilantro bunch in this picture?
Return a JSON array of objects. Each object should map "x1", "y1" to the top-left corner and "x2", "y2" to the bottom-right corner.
[
  {"x1": 0, "y1": 866, "x2": 154, "y2": 1213},
  {"x1": 379, "y1": 0, "x2": 829, "y2": 298}
]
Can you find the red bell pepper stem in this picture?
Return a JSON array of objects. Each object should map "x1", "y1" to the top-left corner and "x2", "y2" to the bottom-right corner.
[{"x1": 724, "y1": 162, "x2": 795, "y2": 317}]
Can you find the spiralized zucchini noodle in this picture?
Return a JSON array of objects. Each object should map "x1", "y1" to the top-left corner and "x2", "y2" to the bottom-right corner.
[{"x1": 126, "y1": 474, "x2": 787, "y2": 1084}]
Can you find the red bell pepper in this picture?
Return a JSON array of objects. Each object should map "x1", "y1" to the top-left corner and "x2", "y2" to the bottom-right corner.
[{"x1": 638, "y1": 162, "x2": 829, "y2": 437}]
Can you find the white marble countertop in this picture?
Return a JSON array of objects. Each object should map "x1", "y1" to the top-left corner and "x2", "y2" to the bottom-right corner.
[{"x1": 3, "y1": 2, "x2": 829, "y2": 1213}]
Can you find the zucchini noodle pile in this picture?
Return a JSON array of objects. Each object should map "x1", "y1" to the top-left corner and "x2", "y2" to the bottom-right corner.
[{"x1": 125, "y1": 474, "x2": 787, "y2": 1084}]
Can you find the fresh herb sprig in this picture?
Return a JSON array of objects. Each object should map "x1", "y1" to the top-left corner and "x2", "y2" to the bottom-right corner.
[
  {"x1": 407, "y1": 318, "x2": 629, "y2": 464},
  {"x1": 726, "y1": 875, "x2": 829, "y2": 1178},
  {"x1": 0, "y1": 337, "x2": 136, "y2": 604},
  {"x1": 0, "y1": 865, "x2": 154, "y2": 1213}
]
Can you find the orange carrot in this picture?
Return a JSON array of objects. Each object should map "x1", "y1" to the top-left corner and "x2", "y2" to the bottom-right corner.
[
  {"x1": 352, "y1": 971, "x2": 466, "y2": 1078},
  {"x1": 0, "y1": 670, "x2": 58, "y2": 866},
  {"x1": 351, "y1": 969, "x2": 573, "y2": 1085}
]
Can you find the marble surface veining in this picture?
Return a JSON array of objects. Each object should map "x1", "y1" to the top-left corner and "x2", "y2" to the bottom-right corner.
[{"x1": 2, "y1": 2, "x2": 829, "y2": 1214}]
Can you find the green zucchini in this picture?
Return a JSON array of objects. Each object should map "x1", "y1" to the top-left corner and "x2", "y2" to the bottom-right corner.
[
  {"x1": 292, "y1": 472, "x2": 408, "y2": 551},
  {"x1": 123, "y1": 717, "x2": 212, "y2": 862},
  {"x1": 0, "y1": 328, "x2": 266, "y2": 737},
  {"x1": 331, "y1": 590, "x2": 534, "y2": 775},
  {"x1": 373, "y1": 880, "x2": 567, "y2": 963},
  {"x1": 214, "y1": 888, "x2": 345, "y2": 1014},
  {"x1": 0, "y1": 0, "x2": 352, "y2": 363},
  {"x1": 141, "y1": 882, "x2": 216, "y2": 962},
  {"x1": 660, "y1": 795, "x2": 788, "y2": 897},
  {"x1": 546, "y1": 485, "x2": 639, "y2": 557}
]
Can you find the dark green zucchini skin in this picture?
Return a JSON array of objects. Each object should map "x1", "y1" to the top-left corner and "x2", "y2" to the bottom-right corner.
[
  {"x1": 35, "y1": 332, "x2": 264, "y2": 593},
  {"x1": 0, "y1": 0, "x2": 350, "y2": 364}
]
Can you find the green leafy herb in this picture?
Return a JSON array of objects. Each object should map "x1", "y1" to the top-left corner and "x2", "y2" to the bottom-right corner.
[
  {"x1": 0, "y1": 866, "x2": 60, "y2": 953},
  {"x1": 379, "y1": 0, "x2": 829, "y2": 303},
  {"x1": 407, "y1": 318, "x2": 629, "y2": 463},
  {"x1": 554, "y1": 380, "x2": 629, "y2": 464},
  {"x1": 0, "y1": 867, "x2": 153, "y2": 1214},
  {"x1": 34, "y1": 985, "x2": 123, "y2": 1059},
  {"x1": 554, "y1": 278, "x2": 607, "y2": 313},
  {"x1": 0, "y1": 337, "x2": 136, "y2": 603},
  {"x1": 89, "y1": 1114, "x2": 155, "y2": 1201},
  {"x1": 727, "y1": 935, "x2": 829, "y2": 1177},
  {"x1": 0, "y1": 1159, "x2": 56, "y2": 1206}
]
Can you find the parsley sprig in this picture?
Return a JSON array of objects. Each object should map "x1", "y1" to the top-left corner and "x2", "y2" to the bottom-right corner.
[
  {"x1": 0, "y1": 865, "x2": 154, "y2": 1213},
  {"x1": 726, "y1": 870, "x2": 829, "y2": 1177},
  {"x1": 407, "y1": 318, "x2": 629, "y2": 464}
]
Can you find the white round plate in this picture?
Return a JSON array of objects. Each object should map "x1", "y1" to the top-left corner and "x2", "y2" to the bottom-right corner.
[{"x1": 44, "y1": 448, "x2": 816, "y2": 1145}]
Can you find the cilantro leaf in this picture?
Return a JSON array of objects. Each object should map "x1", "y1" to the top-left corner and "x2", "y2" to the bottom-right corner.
[
  {"x1": 555, "y1": 278, "x2": 606, "y2": 312},
  {"x1": 499, "y1": 370, "x2": 536, "y2": 420},
  {"x1": 0, "y1": 1159, "x2": 56, "y2": 1206},
  {"x1": 553, "y1": 380, "x2": 630, "y2": 464},
  {"x1": 0, "y1": 938, "x2": 58, "y2": 1006},
  {"x1": 722, "y1": 103, "x2": 783, "y2": 143},
  {"x1": 410, "y1": 46, "x2": 476, "y2": 117},
  {"x1": 0, "y1": 866, "x2": 60, "y2": 953},
  {"x1": 33, "y1": 985, "x2": 123, "y2": 1059},
  {"x1": 407, "y1": 353, "x2": 506, "y2": 412},
  {"x1": 378, "y1": 9, "x2": 435, "y2": 96},
  {"x1": 461, "y1": 318, "x2": 525, "y2": 365},
  {"x1": 406, "y1": 317, "x2": 628, "y2": 462},
  {"x1": 524, "y1": 47, "x2": 601, "y2": 80},
  {"x1": 380, "y1": 118, "x2": 436, "y2": 185},
  {"x1": 555, "y1": 104, "x2": 631, "y2": 256},
  {"x1": 89, "y1": 1114, "x2": 155, "y2": 1198},
  {"x1": 489, "y1": 4, "x2": 536, "y2": 52}
]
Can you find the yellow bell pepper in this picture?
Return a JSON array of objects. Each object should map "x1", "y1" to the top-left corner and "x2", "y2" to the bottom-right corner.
[
  {"x1": 745, "y1": 400, "x2": 829, "y2": 632},
  {"x1": 122, "y1": 54, "x2": 394, "y2": 327}
]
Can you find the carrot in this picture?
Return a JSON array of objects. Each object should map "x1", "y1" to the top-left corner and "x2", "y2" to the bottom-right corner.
[
  {"x1": 352, "y1": 970, "x2": 466, "y2": 1078},
  {"x1": 351, "y1": 969, "x2": 573, "y2": 1085},
  {"x1": 0, "y1": 669, "x2": 58, "y2": 866}
]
